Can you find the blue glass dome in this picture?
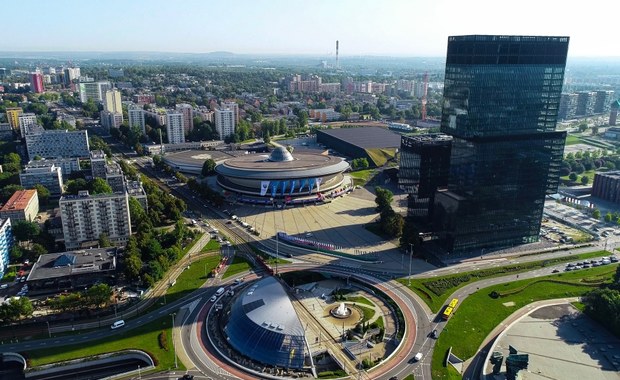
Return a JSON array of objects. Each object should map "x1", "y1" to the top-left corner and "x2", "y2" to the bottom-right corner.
[{"x1": 224, "y1": 277, "x2": 307, "y2": 369}]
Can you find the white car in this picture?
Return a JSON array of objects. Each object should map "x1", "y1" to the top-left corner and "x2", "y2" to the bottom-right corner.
[
  {"x1": 414, "y1": 352, "x2": 423, "y2": 361},
  {"x1": 210, "y1": 295, "x2": 217, "y2": 302}
]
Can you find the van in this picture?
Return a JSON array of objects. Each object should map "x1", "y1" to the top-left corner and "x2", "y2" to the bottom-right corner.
[
  {"x1": 111, "y1": 320, "x2": 125, "y2": 329},
  {"x1": 413, "y1": 352, "x2": 423, "y2": 361},
  {"x1": 215, "y1": 287, "x2": 225, "y2": 296}
]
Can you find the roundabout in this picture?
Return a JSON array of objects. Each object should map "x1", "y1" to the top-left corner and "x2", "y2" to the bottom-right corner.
[{"x1": 182, "y1": 266, "x2": 421, "y2": 379}]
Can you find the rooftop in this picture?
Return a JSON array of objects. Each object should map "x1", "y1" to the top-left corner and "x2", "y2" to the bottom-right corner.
[
  {"x1": 317, "y1": 126, "x2": 401, "y2": 149},
  {"x1": 27, "y1": 247, "x2": 117, "y2": 282},
  {"x1": 0, "y1": 190, "x2": 37, "y2": 212}
]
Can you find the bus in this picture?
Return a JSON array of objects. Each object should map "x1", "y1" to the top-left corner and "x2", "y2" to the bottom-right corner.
[{"x1": 441, "y1": 298, "x2": 459, "y2": 320}]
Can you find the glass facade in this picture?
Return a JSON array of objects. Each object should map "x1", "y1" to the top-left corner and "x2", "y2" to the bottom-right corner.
[
  {"x1": 398, "y1": 134, "x2": 452, "y2": 221},
  {"x1": 434, "y1": 35, "x2": 569, "y2": 255}
]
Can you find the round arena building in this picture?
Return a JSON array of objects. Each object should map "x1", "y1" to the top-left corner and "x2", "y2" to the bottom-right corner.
[
  {"x1": 215, "y1": 147, "x2": 349, "y2": 201},
  {"x1": 224, "y1": 276, "x2": 307, "y2": 369}
]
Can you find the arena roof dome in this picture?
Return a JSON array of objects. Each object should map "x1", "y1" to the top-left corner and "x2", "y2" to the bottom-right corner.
[{"x1": 224, "y1": 277, "x2": 307, "y2": 369}]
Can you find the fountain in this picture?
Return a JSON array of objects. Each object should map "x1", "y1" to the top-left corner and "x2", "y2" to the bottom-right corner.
[{"x1": 330, "y1": 302, "x2": 351, "y2": 319}]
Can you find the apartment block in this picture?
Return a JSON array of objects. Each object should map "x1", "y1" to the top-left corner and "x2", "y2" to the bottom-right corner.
[
  {"x1": 59, "y1": 190, "x2": 132, "y2": 249},
  {"x1": 18, "y1": 113, "x2": 38, "y2": 138},
  {"x1": 78, "y1": 81, "x2": 111, "y2": 103},
  {"x1": 166, "y1": 112, "x2": 185, "y2": 144},
  {"x1": 128, "y1": 106, "x2": 146, "y2": 134},
  {"x1": 0, "y1": 189, "x2": 39, "y2": 222},
  {"x1": 5, "y1": 107, "x2": 23, "y2": 130},
  {"x1": 25, "y1": 129, "x2": 90, "y2": 159},
  {"x1": 0, "y1": 218, "x2": 14, "y2": 279},
  {"x1": 19, "y1": 163, "x2": 64, "y2": 197},
  {"x1": 215, "y1": 108, "x2": 235, "y2": 139},
  {"x1": 176, "y1": 103, "x2": 194, "y2": 133}
]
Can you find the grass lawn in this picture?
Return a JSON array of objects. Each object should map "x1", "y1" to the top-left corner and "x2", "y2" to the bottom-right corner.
[
  {"x1": 349, "y1": 169, "x2": 376, "y2": 186},
  {"x1": 560, "y1": 169, "x2": 596, "y2": 183},
  {"x1": 164, "y1": 254, "x2": 221, "y2": 304},
  {"x1": 201, "y1": 239, "x2": 221, "y2": 252},
  {"x1": 357, "y1": 304, "x2": 376, "y2": 322},
  {"x1": 403, "y1": 375, "x2": 416, "y2": 380},
  {"x1": 345, "y1": 295, "x2": 374, "y2": 307},
  {"x1": 25, "y1": 315, "x2": 184, "y2": 372},
  {"x1": 399, "y1": 250, "x2": 610, "y2": 313},
  {"x1": 431, "y1": 264, "x2": 617, "y2": 380},
  {"x1": 565, "y1": 134, "x2": 582, "y2": 145},
  {"x1": 222, "y1": 256, "x2": 251, "y2": 279},
  {"x1": 182, "y1": 232, "x2": 205, "y2": 255}
]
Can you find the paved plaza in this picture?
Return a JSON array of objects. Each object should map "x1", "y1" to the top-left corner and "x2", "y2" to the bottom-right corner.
[
  {"x1": 226, "y1": 185, "x2": 435, "y2": 274},
  {"x1": 484, "y1": 303, "x2": 620, "y2": 380}
]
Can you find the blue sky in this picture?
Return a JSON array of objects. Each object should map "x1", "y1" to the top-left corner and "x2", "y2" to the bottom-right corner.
[{"x1": 4, "y1": 0, "x2": 618, "y2": 57}]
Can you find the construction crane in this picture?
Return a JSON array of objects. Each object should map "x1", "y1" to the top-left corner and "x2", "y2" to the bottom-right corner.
[{"x1": 421, "y1": 71, "x2": 429, "y2": 121}]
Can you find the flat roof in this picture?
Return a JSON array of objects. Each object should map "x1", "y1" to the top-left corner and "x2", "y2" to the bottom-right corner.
[
  {"x1": 0, "y1": 190, "x2": 37, "y2": 212},
  {"x1": 317, "y1": 126, "x2": 401, "y2": 149},
  {"x1": 27, "y1": 248, "x2": 117, "y2": 282}
]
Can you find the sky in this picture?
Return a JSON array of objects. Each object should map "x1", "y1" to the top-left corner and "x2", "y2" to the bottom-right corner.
[{"x1": 3, "y1": 0, "x2": 619, "y2": 57}]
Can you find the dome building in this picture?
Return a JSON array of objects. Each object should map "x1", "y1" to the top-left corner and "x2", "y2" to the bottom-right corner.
[
  {"x1": 215, "y1": 147, "x2": 349, "y2": 200},
  {"x1": 224, "y1": 276, "x2": 307, "y2": 369}
]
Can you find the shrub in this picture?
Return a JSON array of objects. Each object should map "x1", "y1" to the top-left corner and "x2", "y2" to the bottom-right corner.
[{"x1": 158, "y1": 330, "x2": 168, "y2": 351}]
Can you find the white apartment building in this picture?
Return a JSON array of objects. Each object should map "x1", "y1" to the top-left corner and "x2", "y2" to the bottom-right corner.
[
  {"x1": 28, "y1": 158, "x2": 80, "y2": 180},
  {"x1": 128, "y1": 107, "x2": 146, "y2": 134},
  {"x1": 78, "y1": 81, "x2": 111, "y2": 102},
  {"x1": 166, "y1": 112, "x2": 185, "y2": 144},
  {"x1": 221, "y1": 101, "x2": 238, "y2": 125},
  {"x1": 19, "y1": 163, "x2": 64, "y2": 196},
  {"x1": 25, "y1": 129, "x2": 90, "y2": 160},
  {"x1": 175, "y1": 103, "x2": 194, "y2": 133},
  {"x1": 18, "y1": 113, "x2": 38, "y2": 138},
  {"x1": 100, "y1": 111, "x2": 123, "y2": 129},
  {"x1": 59, "y1": 190, "x2": 132, "y2": 249},
  {"x1": 103, "y1": 89, "x2": 122, "y2": 113},
  {"x1": 215, "y1": 108, "x2": 235, "y2": 139}
]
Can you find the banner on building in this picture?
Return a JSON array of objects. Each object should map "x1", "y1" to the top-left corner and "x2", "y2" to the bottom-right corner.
[{"x1": 260, "y1": 181, "x2": 270, "y2": 196}]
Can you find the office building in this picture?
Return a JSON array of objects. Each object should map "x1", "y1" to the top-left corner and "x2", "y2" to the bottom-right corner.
[
  {"x1": 18, "y1": 113, "x2": 38, "y2": 138},
  {"x1": 25, "y1": 129, "x2": 90, "y2": 159},
  {"x1": 5, "y1": 107, "x2": 23, "y2": 130},
  {"x1": 558, "y1": 93, "x2": 578, "y2": 120},
  {"x1": 0, "y1": 218, "x2": 14, "y2": 280},
  {"x1": 175, "y1": 103, "x2": 194, "y2": 133},
  {"x1": 20, "y1": 163, "x2": 64, "y2": 197},
  {"x1": 30, "y1": 73, "x2": 44, "y2": 93},
  {"x1": 166, "y1": 112, "x2": 185, "y2": 144},
  {"x1": 399, "y1": 134, "x2": 452, "y2": 221},
  {"x1": 433, "y1": 35, "x2": 568, "y2": 255},
  {"x1": 0, "y1": 189, "x2": 39, "y2": 222},
  {"x1": 592, "y1": 171, "x2": 620, "y2": 203},
  {"x1": 128, "y1": 106, "x2": 146, "y2": 134},
  {"x1": 59, "y1": 190, "x2": 132, "y2": 249},
  {"x1": 215, "y1": 108, "x2": 235, "y2": 139},
  {"x1": 576, "y1": 91, "x2": 596, "y2": 116},
  {"x1": 78, "y1": 81, "x2": 111, "y2": 103},
  {"x1": 594, "y1": 90, "x2": 615, "y2": 114},
  {"x1": 90, "y1": 150, "x2": 107, "y2": 178}
]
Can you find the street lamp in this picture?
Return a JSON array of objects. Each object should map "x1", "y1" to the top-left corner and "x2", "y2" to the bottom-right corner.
[
  {"x1": 46, "y1": 321, "x2": 51, "y2": 338},
  {"x1": 170, "y1": 313, "x2": 178, "y2": 369},
  {"x1": 408, "y1": 243, "x2": 413, "y2": 286}
]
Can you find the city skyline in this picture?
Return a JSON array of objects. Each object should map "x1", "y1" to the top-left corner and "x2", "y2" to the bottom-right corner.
[{"x1": 3, "y1": 0, "x2": 619, "y2": 58}]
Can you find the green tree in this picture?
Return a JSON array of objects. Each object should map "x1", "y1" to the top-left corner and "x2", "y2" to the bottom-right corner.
[
  {"x1": 0, "y1": 184, "x2": 24, "y2": 203},
  {"x1": 605, "y1": 212, "x2": 613, "y2": 223},
  {"x1": 124, "y1": 252, "x2": 143, "y2": 280},
  {"x1": 33, "y1": 184, "x2": 50, "y2": 205},
  {"x1": 581, "y1": 176, "x2": 589, "y2": 185},
  {"x1": 380, "y1": 207, "x2": 404, "y2": 238},
  {"x1": 201, "y1": 159, "x2": 217, "y2": 176},
  {"x1": 1, "y1": 297, "x2": 33, "y2": 321},
  {"x1": 85, "y1": 283, "x2": 113, "y2": 309},
  {"x1": 374, "y1": 186, "x2": 393, "y2": 212},
  {"x1": 569, "y1": 172, "x2": 578, "y2": 181},
  {"x1": 3, "y1": 152, "x2": 21, "y2": 166},
  {"x1": 592, "y1": 209, "x2": 601, "y2": 219},
  {"x1": 128, "y1": 197, "x2": 146, "y2": 224},
  {"x1": 98, "y1": 233, "x2": 112, "y2": 248},
  {"x1": 12, "y1": 220, "x2": 40, "y2": 242},
  {"x1": 89, "y1": 178, "x2": 113, "y2": 194},
  {"x1": 65, "y1": 178, "x2": 88, "y2": 194},
  {"x1": 24, "y1": 243, "x2": 47, "y2": 262}
]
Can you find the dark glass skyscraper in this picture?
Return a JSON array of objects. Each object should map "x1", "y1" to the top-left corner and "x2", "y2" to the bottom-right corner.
[{"x1": 433, "y1": 35, "x2": 569, "y2": 255}]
